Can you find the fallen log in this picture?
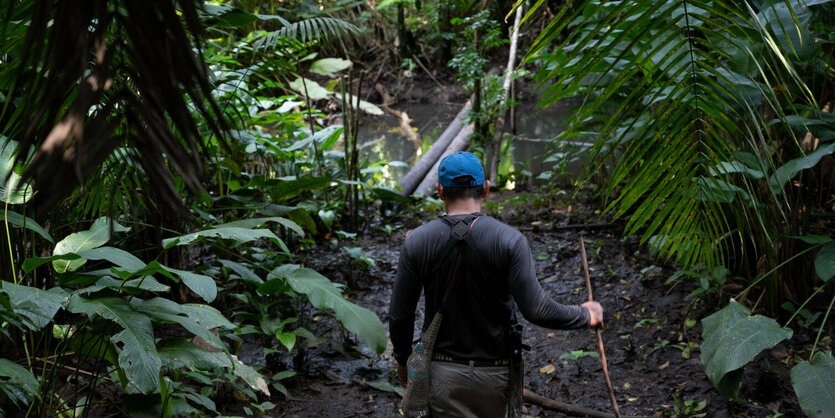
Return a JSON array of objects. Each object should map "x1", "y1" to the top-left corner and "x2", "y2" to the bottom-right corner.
[
  {"x1": 413, "y1": 122, "x2": 475, "y2": 196},
  {"x1": 396, "y1": 101, "x2": 471, "y2": 195},
  {"x1": 523, "y1": 389, "x2": 639, "y2": 418}
]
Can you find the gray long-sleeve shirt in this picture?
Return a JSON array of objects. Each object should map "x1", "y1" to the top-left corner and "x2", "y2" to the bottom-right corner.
[{"x1": 389, "y1": 213, "x2": 590, "y2": 366}]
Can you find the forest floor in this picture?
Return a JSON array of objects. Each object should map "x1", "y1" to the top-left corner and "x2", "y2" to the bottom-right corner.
[{"x1": 245, "y1": 188, "x2": 806, "y2": 418}]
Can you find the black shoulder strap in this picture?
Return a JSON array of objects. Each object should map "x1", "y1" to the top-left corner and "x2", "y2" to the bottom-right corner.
[{"x1": 437, "y1": 215, "x2": 481, "y2": 311}]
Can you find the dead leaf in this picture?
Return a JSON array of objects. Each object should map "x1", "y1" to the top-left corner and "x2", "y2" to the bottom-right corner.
[
  {"x1": 539, "y1": 364, "x2": 556, "y2": 374},
  {"x1": 659, "y1": 361, "x2": 670, "y2": 370}
]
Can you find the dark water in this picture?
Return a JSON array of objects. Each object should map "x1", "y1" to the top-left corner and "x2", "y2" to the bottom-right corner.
[{"x1": 357, "y1": 101, "x2": 589, "y2": 188}]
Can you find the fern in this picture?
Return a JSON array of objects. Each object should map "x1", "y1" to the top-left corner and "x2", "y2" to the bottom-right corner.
[{"x1": 254, "y1": 17, "x2": 360, "y2": 51}]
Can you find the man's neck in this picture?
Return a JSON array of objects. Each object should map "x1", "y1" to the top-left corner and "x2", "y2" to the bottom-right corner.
[{"x1": 444, "y1": 199, "x2": 482, "y2": 216}]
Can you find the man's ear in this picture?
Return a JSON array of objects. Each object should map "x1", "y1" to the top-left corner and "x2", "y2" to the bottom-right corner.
[
  {"x1": 436, "y1": 182, "x2": 445, "y2": 200},
  {"x1": 481, "y1": 181, "x2": 490, "y2": 198}
]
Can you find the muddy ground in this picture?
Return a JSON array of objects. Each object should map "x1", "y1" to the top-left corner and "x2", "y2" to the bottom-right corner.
[{"x1": 242, "y1": 188, "x2": 811, "y2": 418}]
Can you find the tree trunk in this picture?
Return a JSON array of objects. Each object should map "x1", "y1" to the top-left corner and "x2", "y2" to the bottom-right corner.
[
  {"x1": 438, "y1": 1, "x2": 452, "y2": 65},
  {"x1": 487, "y1": 1, "x2": 524, "y2": 186},
  {"x1": 413, "y1": 123, "x2": 476, "y2": 196},
  {"x1": 396, "y1": 102, "x2": 470, "y2": 195}
]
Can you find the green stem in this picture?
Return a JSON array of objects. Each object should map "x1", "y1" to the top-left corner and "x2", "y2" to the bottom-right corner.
[
  {"x1": 736, "y1": 244, "x2": 820, "y2": 299},
  {"x1": 784, "y1": 281, "x2": 830, "y2": 327},
  {"x1": 809, "y1": 293, "x2": 835, "y2": 360},
  {"x1": 4, "y1": 200, "x2": 17, "y2": 283}
]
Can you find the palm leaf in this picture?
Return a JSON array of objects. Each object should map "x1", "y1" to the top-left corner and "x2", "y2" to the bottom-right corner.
[
  {"x1": 525, "y1": 0, "x2": 821, "y2": 268},
  {"x1": 0, "y1": 1, "x2": 229, "y2": 216}
]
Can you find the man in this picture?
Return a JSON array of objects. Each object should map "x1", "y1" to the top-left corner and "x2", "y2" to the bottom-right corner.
[{"x1": 389, "y1": 151, "x2": 603, "y2": 417}]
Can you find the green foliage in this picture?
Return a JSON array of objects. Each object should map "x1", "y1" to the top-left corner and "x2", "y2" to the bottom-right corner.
[
  {"x1": 670, "y1": 395, "x2": 707, "y2": 418},
  {"x1": 0, "y1": 359, "x2": 40, "y2": 411},
  {"x1": 1, "y1": 209, "x2": 52, "y2": 242},
  {"x1": 68, "y1": 295, "x2": 162, "y2": 394},
  {"x1": 527, "y1": 0, "x2": 835, "y2": 275},
  {"x1": 52, "y1": 217, "x2": 131, "y2": 273},
  {"x1": 816, "y1": 242, "x2": 835, "y2": 282},
  {"x1": 0, "y1": 282, "x2": 68, "y2": 331},
  {"x1": 0, "y1": 137, "x2": 32, "y2": 204},
  {"x1": 791, "y1": 351, "x2": 835, "y2": 418},
  {"x1": 264, "y1": 264, "x2": 387, "y2": 353},
  {"x1": 700, "y1": 302, "x2": 793, "y2": 397},
  {"x1": 559, "y1": 350, "x2": 599, "y2": 361}
]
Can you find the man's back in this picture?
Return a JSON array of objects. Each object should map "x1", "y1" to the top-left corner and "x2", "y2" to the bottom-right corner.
[{"x1": 390, "y1": 213, "x2": 589, "y2": 365}]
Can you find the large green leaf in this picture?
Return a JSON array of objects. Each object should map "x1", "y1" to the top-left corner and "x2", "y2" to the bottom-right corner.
[
  {"x1": 133, "y1": 298, "x2": 231, "y2": 350},
  {"x1": 212, "y1": 217, "x2": 304, "y2": 237},
  {"x1": 791, "y1": 351, "x2": 835, "y2": 418},
  {"x1": 79, "y1": 246, "x2": 146, "y2": 271},
  {"x1": 157, "y1": 339, "x2": 269, "y2": 396},
  {"x1": 2, "y1": 209, "x2": 53, "y2": 242},
  {"x1": 288, "y1": 77, "x2": 330, "y2": 101},
  {"x1": 160, "y1": 266, "x2": 217, "y2": 303},
  {"x1": 768, "y1": 143, "x2": 835, "y2": 193},
  {"x1": 265, "y1": 264, "x2": 386, "y2": 354},
  {"x1": 815, "y1": 242, "x2": 835, "y2": 282},
  {"x1": 0, "y1": 137, "x2": 33, "y2": 204},
  {"x1": 162, "y1": 227, "x2": 287, "y2": 253},
  {"x1": 309, "y1": 58, "x2": 352, "y2": 77},
  {"x1": 219, "y1": 259, "x2": 263, "y2": 284},
  {"x1": 0, "y1": 282, "x2": 68, "y2": 331},
  {"x1": 83, "y1": 276, "x2": 170, "y2": 294},
  {"x1": 0, "y1": 358, "x2": 40, "y2": 407},
  {"x1": 701, "y1": 302, "x2": 793, "y2": 397},
  {"x1": 67, "y1": 295, "x2": 160, "y2": 394},
  {"x1": 286, "y1": 78, "x2": 381, "y2": 115},
  {"x1": 268, "y1": 176, "x2": 332, "y2": 202},
  {"x1": 52, "y1": 218, "x2": 130, "y2": 273}
]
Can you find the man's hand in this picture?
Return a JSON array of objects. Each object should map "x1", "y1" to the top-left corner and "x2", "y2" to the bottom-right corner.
[
  {"x1": 582, "y1": 301, "x2": 603, "y2": 328},
  {"x1": 397, "y1": 363, "x2": 408, "y2": 388}
]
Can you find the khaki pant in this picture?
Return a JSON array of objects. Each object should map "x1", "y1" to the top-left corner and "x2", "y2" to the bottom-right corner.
[{"x1": 428, "y1": 361, "x2": 512, "y2": 418}]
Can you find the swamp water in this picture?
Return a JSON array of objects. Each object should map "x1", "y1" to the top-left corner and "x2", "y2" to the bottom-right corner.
[{"x1": 355, "y1": 101, "x2": 590, "y2": 189}]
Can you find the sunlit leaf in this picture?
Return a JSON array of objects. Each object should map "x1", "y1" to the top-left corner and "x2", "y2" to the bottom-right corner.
[
  {"x1": 213, "y1": 217, "x2": 304, "y2": 237},
  {"x1": 0, "y1": 137, "x2": 33, "y2": 204},
  {"x1": 2, "y1": 209, "x2": 53, "y2": 242},
  {"x1": 288, "y1": 78, "x2": 330, "y2": 101},
  {"x1": 163, "y1": 227, "x2": 287, "y2": 253},
  {"x1": 309, "y1": 58, "x2": 352, "y2": 76},
  {"x1": 52, "y1": 218, "x2": 130, "y2": 273}
]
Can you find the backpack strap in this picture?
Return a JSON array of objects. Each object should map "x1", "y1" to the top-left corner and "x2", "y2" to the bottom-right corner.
[{"x1": 436, "y1": 215, "x2": 481, "y2": 312}]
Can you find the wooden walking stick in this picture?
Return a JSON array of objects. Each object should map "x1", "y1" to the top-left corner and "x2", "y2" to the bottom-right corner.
[{"x1": 580, "y1": 236, "x2": 622, "y2": 418}]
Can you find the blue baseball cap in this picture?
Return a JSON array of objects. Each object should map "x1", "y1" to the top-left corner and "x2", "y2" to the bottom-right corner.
[{"x1": 438, "y1": 151, "x2": 485, "y2": 188}]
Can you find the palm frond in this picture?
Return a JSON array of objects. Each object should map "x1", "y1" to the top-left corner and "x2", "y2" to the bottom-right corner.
[
  {"x1": 528, "y1": 0, "x2": 826, "y2": 269},
  {"x1": 250, "y1": 16, "x2": 360, "y2": 53},
  {"x1": 0, "y1": 0, "x2": 228, "y2": 217}
]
